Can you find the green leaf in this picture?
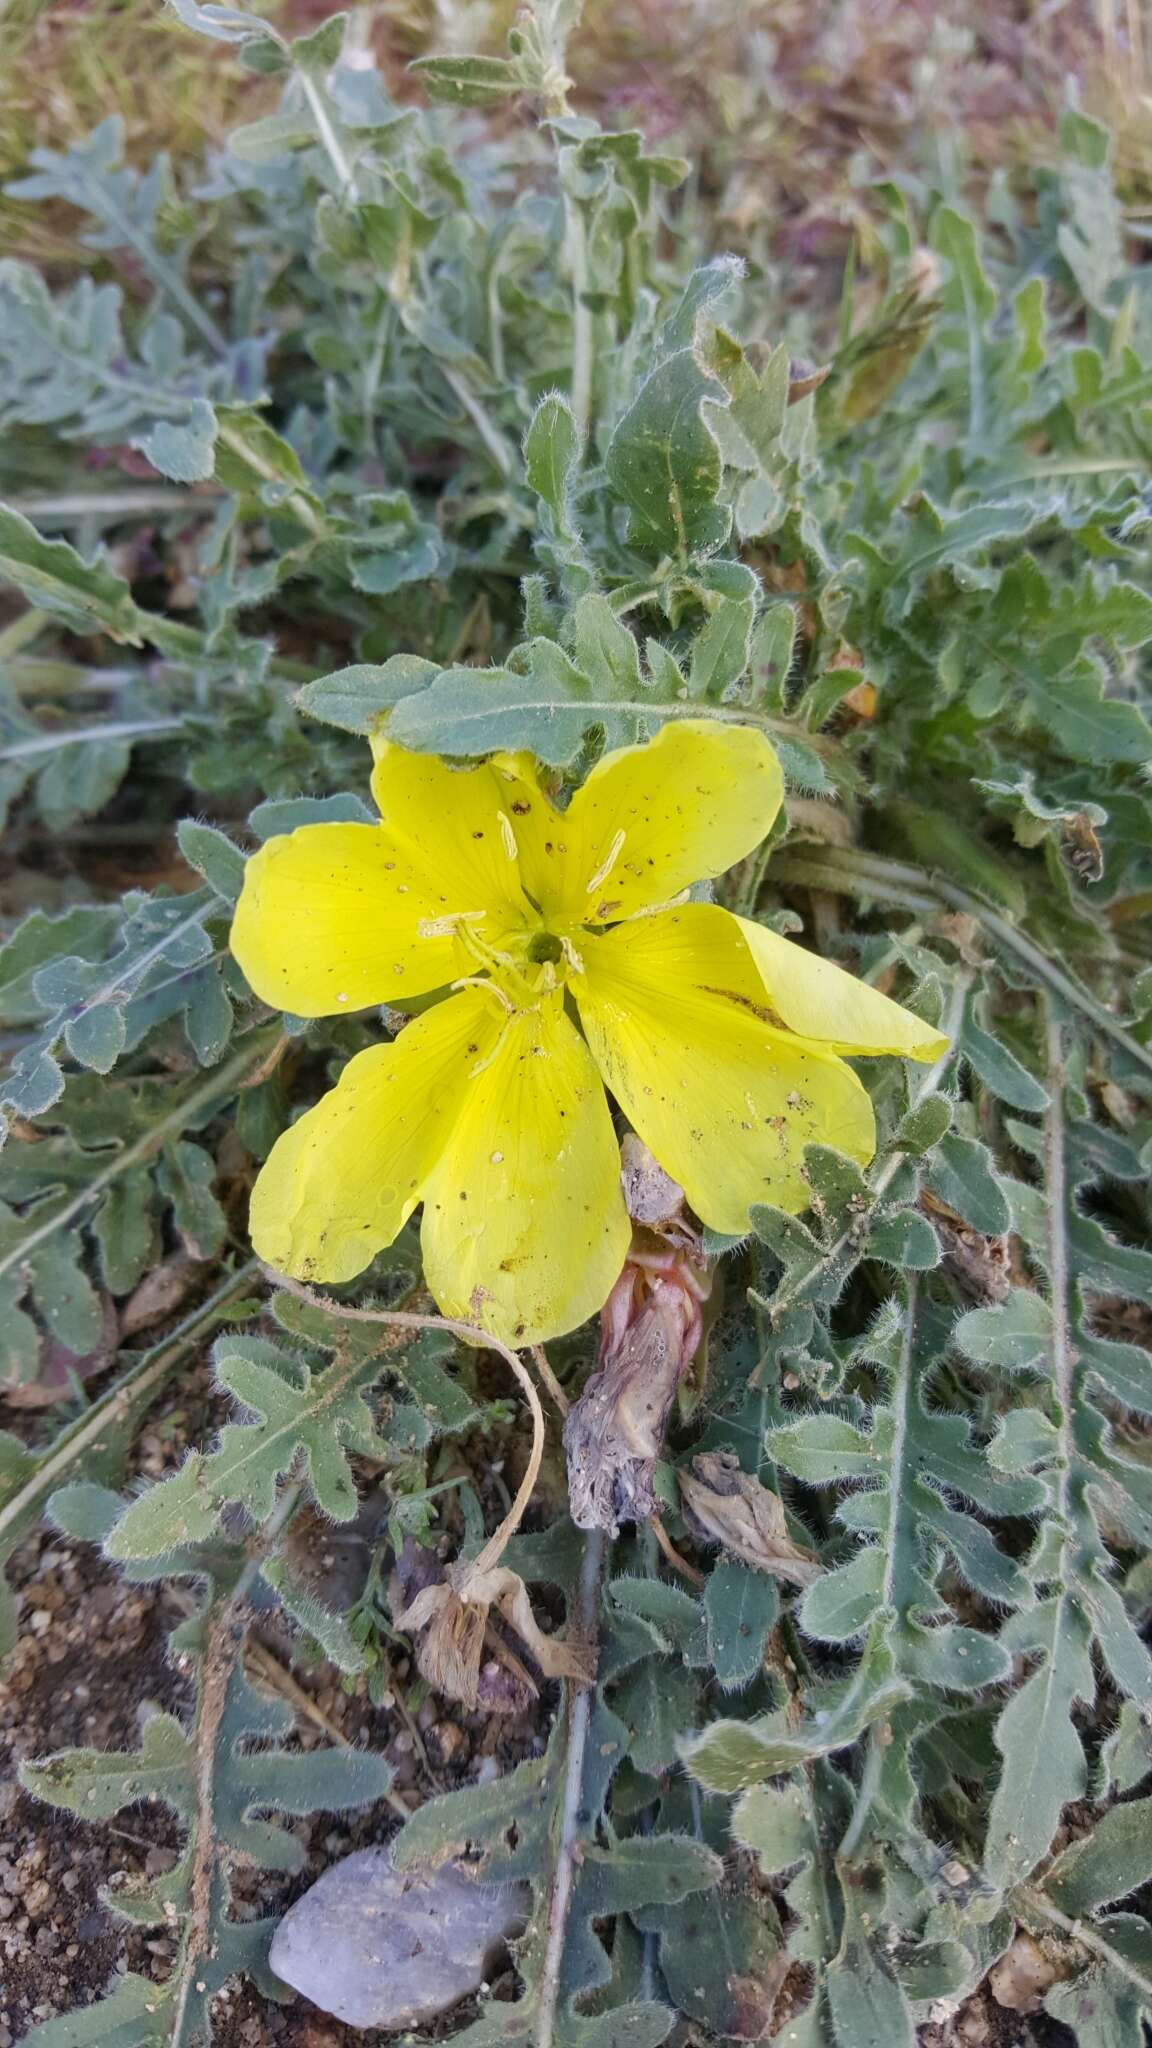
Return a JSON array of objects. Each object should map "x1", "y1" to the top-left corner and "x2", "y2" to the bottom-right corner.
[
  {"x1": 927, "y1": 1132, "x2": 1010, "y2": 1236},
  {"x1": 611, "y1": 1658, "x2": 699, "y2": 1773},
  {"x1": 800, "y1": 1548, "x2": 885, "y2": 1644},
  {"x1": 290, "y1": 10, "x2": 347, "y2": 72},
  {"x1": 931, "y1": 204, "x2": 996, "y2": 323},
  {"x1": 954, "y1": 1289, "x2": 1051, "y2": 1373},
  {"x1": 410, "y1": 54, "x2": 522, "y2": 106},
  {"x1": 732, "y1": 1775, "x2": 815, "y2": 1874},
  {"x1": 705, "y1": 1558, "x2": 778, "y2": 1689},
  {"x1": 768, "y1": 1415, "x2": 879, "y2": 1485},
  {"x1": 387, "y1": 655, "x2": 665, "y2": 767},
  {"x1": 961, "y1": 1007, "x2": 1048, "y2": 1112},
  {"x1": 746, "y1": 604, "x2": 797, "y2": 712},
  {"x1": 25, "y1": 1232, "x2": 104, "y2": 1354},
  {"x1": 525, "y1": 393, "x2": 580, "y2": 520},
  {"x1": 227, "y1": 111, "x2": 317, "y2": 162},
  {"x1": 176, "y1": 819, "x2": 246, "y2": 903},
  {"x1": 260, "y1": 1557, "x2": 366, "y2": 1673},
  {"x1": 158, "y1": 1139, "x2": 226, "y2": 1260},
  {"x1": 136, "y1": 398, "x2": 217, "y2": 483},
  {"x1": 63, "y1": 1000, "x2": 126, "y2": 1074},
  {"x1": 826, "y1": 1902, "x2": 915, "y2": 2048},
  {"x1": 0, "y1": 504, "x2": 142, "y2": 640},
  {"x1": 213, "y1": 407, "x2": 316, "y2": 504},
  {"x1": 1047, "y1": 1795, "x2": 1152, "y2": 1914},
  {"x1": 580, "y1": 1833, "x2": 722, "y2": 1914},
  {"x1": 572, "y1": 593, "x2": 644, "y2": 693},
  {"x1": 681, "y1": 1653, "x2": 909, "y2": 1792},
  {"x1": 37, "y1": 734, "x2": 132, "y2": 833},
  {"x1": 607, "y1": 1576, "x2": 702, "y2": 1655},
  {"x1": 20, "y1": 1709, "x2": 194, "y2": 1820},
  {"x1": 866, "y1": 1209, "x2": 940, "y2": 1269},
  {"x1": 19, "y1": 1970, "x2": 168, "y2": 2046},
  {"x1": 638, "y1": 1890, "x2": 784, "y2": 2041},
  {"x1": 297, "y1": 655, "x2": 439, "y2": 735},
  {"x1": 689, "y1": 596, "x2": 754, "y2": 700},
  {"x1": 984, "y1": 1596, "x2": 1093, "y2": 1888},
  {"x1": 1027, "y1": 671, "x2": 1152, "y2": 766},
  {"x1": 105, "y1": 1452, "x2": 220, "y2": 1558},
  {"x1": 604, "y1": 348, "x2": 730, "y2": 558},
  {"x1": 205, "y1": 1332, "x2": 388, "y2": 1521}
]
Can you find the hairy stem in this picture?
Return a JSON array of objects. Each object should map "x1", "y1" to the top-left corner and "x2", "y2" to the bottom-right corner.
[
  {"x1": 1019, "y1": 1886, "x2": 1152, "y2": 2003},
  {"x1": 536, "y1": 1526, "x2": 606, "y2": 2048}
]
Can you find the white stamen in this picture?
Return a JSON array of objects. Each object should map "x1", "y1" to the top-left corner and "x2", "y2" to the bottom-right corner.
[
  {"x1": 621, "y1": 887, "x2": 691, "y2": 921},
  {"x1": 560, "y1": 933, "x2": 585, "y2": 975},
  {"x1": 497, "y1": 810, "x2": 518, "y2": 861},
  {"x1": 586, "y1": 829, "x2": 626, "y2": 895},
  {"x1": 451, "y1": 974, "x2": 515, "y2": 1014},
  {"x1": 418, "y1": 910, "x2": 486, "y2": 940}
]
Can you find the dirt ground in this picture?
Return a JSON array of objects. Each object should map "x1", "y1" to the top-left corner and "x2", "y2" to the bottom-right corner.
[{"x1": 0, "y1": 1353, "x2": 547, "y2": 2047}]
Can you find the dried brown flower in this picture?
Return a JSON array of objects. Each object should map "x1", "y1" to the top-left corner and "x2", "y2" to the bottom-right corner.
[
  {"x1": 394, "y1": 1559, "x2": 592, "y2": 1714},
  {"x1": 678, "y1": 1450, "x2": 821, "y2": 1586},
  {"x1": 565, "y1": 1138, "x2": 711, "y2": 1534}
]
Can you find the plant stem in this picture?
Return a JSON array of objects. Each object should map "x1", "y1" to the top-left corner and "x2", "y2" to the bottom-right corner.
[
  {"x1": 536, "y1": 1527, "x2": 606, "y2": 2048},
  {"x1": 837, "y1": 1720, "x2": 887, "y2": 1865},
  {"x1": 8, "y1": 491, "x2": 222, "y2": 522},
  {"x1": 1043, "y1": 1002, "x2": 1076, "y2": 1505},
  {"x1": 565, "y1": 194, "x2": 593, "y2": 443},
  {"x1": 0, "y1": 716, "x2": 185, "y2": 763},
  {"x1": 1018, "y1": 1886, "x2": 1152, "y2": 2003},
  {"x1": 440, "y1": 367, "x2": 516, "y2": 481},
  {"x1": 838, "y1": 1271, "x2": 920, "y2": 1863},
  {"x1": 297, "y1": 68, "x2": 361, "y2": 201},
  {"x1": 171, "y1": 1478, "x2": 304, "y2": 2045}
]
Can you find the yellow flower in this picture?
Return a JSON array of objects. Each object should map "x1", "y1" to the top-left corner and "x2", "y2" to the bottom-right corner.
[{"x1": 231, "y1": 721, "x2": 945, "y2": 1346}]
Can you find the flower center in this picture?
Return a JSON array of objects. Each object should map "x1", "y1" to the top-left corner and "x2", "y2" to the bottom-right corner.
[{"x1": 527, "y1": 929, "x2": 565, "y2": 967}]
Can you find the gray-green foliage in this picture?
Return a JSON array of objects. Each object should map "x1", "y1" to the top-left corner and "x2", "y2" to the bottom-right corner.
[{"x1": 1, "y1": 3, "x2": 1152, "y2": 2044}]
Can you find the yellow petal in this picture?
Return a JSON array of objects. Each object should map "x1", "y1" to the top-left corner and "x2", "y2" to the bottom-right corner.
[
  {"x1": 370, "y1": 740, "x2": 532, "y2": 935},
  {"x1": 536, "y1": 718, "x2": 785, "y2": 925},
  {"x1": 249, "y1": 987, "x2": 495, "y2": 1281},
  {"x1": 487, "y1": 750, "x2": 565, "y2": 913},
  {"x1": 231, "y1": 824, "x2": 475, "y2": 1016},
  {"x1": 734, "y1": 916, "x2": 948, "y2": 1061},
  {"x1": 420, "y1": 992, "x2": 630, "y2": 1347},
  {"x1": 573, "y1": 905, "x2": 876, "y2": 1232}
]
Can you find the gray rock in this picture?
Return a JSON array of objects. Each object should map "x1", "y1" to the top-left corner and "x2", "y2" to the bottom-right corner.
[{"x1": 269, "y1": 1844, "x2": 529, "y2": 2030}]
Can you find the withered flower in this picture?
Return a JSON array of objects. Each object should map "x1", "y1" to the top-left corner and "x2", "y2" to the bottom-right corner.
[
  {"x1": 393, "y1": 1556, "x2": 591, "y2": 1715},
  {"x1": 678, "y1": 1450, "x2": 821, "y2": 1587},
  {"x1": 565, "y1": 1140, "x2": 711, "y2": 1534}
]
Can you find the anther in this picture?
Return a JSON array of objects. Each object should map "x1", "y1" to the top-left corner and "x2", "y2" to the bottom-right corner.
[{"x1": 586, "y1": 830, "x2": 626, "y2": 895}]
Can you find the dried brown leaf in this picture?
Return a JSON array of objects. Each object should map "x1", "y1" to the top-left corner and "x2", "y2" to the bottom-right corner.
[{"x1": 678, "y1": 1451, "x2": 821, "y2": 1586}]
